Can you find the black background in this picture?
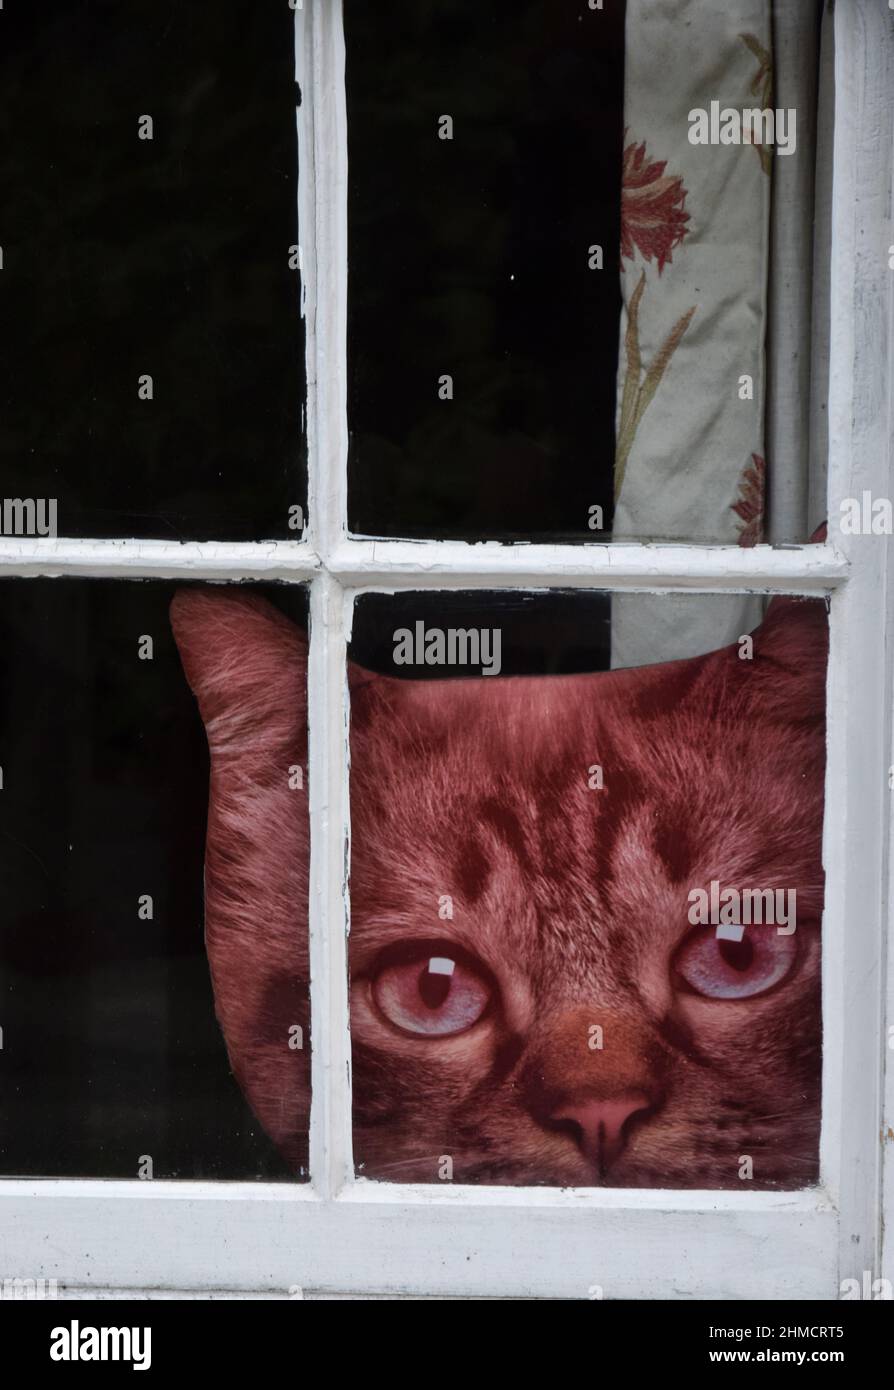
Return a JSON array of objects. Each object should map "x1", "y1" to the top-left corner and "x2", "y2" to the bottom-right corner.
[
  {"x1": 11, "y1": 1300, "x2": 884, "y2": 1369},
  {"x1": 0, "y1": 579, "x2": 306, "y2": 1180},
  {"x1": 0, "y1": 0, "x2": 304, "y2": 541},
  {"x1": 351, "y1": 590, "x2": 613, "y2": 677},
  {"x1": 345, "y1": 0, "x2": 625, "y2": 541}
]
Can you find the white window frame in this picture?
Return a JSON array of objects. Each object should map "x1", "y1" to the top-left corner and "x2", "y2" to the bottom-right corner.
[{"x1": 1, "y1": 0, "x2": 892, "y2": 1300}]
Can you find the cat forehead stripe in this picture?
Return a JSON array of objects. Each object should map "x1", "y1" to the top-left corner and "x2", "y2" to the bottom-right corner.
[{"x1": 590, "y1": 768, "x2": 646, "y2": 893}]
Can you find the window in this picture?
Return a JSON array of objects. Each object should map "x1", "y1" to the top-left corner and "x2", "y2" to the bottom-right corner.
[{"x1": 1, "y1": 0, "x2": 893, "y2": 1300}]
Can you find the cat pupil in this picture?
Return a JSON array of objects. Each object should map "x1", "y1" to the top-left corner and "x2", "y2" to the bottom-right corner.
[
  {"x1": 718, "y1": 937, "x2": 754, "y2": 973},
  {"x1": 418, "y1": 961, "x2": 452, "y2": 1009}
]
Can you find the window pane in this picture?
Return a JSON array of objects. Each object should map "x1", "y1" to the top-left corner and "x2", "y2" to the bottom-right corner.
[
  {"x1": 0, "y1": 580, "x2": 309, "y2": 1179},
  {"x1": 0, "y1": 2, "x2": 305, "y2": 540},
  {"x1": 347, "y1": 589, "x2": 827, "y2": 1188},
  {"x1": 345, "y1": 0, "x2": 830, "y2": 547},
  {"x1": 345, "y1": 0, "x2": 625, "y2": 540}
]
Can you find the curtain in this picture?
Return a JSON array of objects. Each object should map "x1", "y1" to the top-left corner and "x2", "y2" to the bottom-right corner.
[{"x1": 611, "y1": 0, "x2": 825, "y2": 669}]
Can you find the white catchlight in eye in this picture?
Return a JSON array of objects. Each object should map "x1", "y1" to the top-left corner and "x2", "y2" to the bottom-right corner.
[{"x1": 428, "y1": 957, "x2": 456, "y2": 977}]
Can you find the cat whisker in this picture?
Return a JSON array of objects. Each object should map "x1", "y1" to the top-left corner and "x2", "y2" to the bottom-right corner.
[
  {"x1": 748, "y1": 1110, "x2": 815, "y2": 1124},
  {"x1": 750, "y1": 1150, "x2": 818, "y2": 1162},
  {"x1": 360, "y1": 1153, "x2": 448, "y2": 1174}
]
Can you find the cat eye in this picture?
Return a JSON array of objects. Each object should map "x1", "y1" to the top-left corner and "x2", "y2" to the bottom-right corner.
[
  {"x1": 673, "y1": 925, "x2": 800, "y2": 1001},
  {"x1": 370, "y1": 943, "x2": 494, "y2": 1037}
]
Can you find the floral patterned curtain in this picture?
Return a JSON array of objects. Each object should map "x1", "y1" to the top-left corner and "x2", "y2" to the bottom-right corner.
[{"x1": 610, "y1": 0, "x2": 823, "y2": 668}]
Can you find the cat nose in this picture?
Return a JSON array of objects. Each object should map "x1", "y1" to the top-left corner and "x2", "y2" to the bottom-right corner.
[{"x1": 550, "y1": 1093, "x2": 651, "y2": 1172}]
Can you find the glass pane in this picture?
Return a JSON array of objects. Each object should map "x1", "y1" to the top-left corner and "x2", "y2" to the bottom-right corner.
[
  {"x1": 345, "y1": 0, "x2": 625, "y2": 540},
  {"x1": 0, "y1": 2, "x2": 305, "y2": 540},
  {"x1": 0, "y1": 579, "x2": 309, "y2": 1179},
  {"x1": 345, "y1": 0, "x2": 831, "y2": 546},
  {"x1": 348, "y1": 589, "x2": 827, "y2": 1188}
]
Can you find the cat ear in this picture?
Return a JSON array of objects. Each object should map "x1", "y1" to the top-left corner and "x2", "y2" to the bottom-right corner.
[
  {"x1": 170, "y1": 588, "x2": 310, "y2": 1174},
  {"x1": 170, "y1": 587, "x2": 308, "y2": 761},
  {"x1": 744, "y1": 593, "x2": 829, "y2": 723},
  {"x1": 741, "y1": 522, "x2": 829, "y2": 717}
]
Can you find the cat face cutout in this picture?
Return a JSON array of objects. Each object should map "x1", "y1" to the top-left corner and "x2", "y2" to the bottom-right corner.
[{"x1": 171, "y1": 590, "x2": 826, "y2": 1188}]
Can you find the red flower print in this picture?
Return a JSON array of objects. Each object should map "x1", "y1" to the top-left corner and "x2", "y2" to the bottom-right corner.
[
  {"x1": 621, "y1": 137, "x2": 691, "y2": 274},
  {"x1": 732, "y1": 454, "x2": 766, "y2": 546}
]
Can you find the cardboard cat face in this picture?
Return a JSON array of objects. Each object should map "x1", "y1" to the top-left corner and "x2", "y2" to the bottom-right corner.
[{"x1": 171, "y1": 589, "x2": 827, "y2": 1187}]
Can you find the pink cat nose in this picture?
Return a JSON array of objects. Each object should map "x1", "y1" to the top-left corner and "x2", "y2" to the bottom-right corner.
[{"x1": 551, "y1": 1093, "x2": 651, "y2": 1172}]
